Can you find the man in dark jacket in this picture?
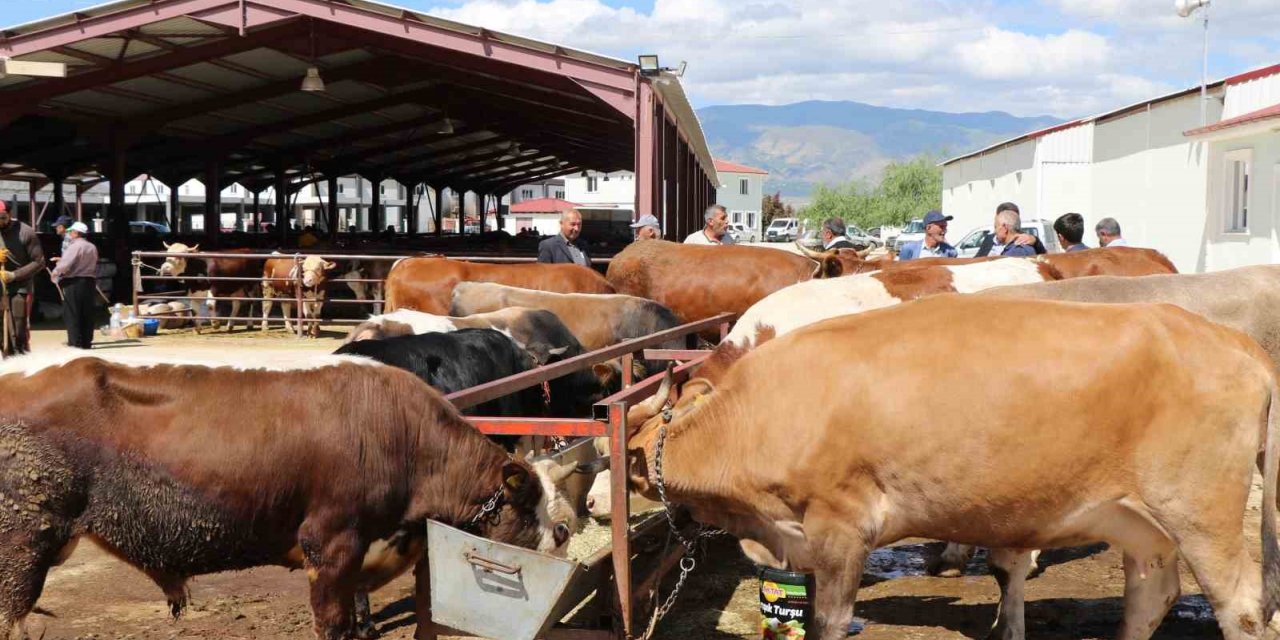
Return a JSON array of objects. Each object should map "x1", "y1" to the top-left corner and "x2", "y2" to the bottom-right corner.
[
  {"x1": 1054, "y1": 213, "x2": 1089, "y2": 252},
  {"x1": 537, "y1": 209, "x2": 591, "y2": 266},
  {"x1": 976, "y1": 202, "x2": 1044, "y2": 257},
  {"x1": 0, "y1": 201, "x2": 46, "y2": 353}
]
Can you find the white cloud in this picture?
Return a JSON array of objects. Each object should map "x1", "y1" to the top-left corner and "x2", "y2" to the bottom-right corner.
[{"x1": 423, "y1": 0, "x2": 1276, "y2": 119}]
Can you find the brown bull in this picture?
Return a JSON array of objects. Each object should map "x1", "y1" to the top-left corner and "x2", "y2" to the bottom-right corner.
[
  {"x1": 618, "y1": 296, "x2": 1280, "y2": 640},
  {"x1": 885, "y1": 246, "x2": 1177, "y2": 278},
  {"x1": 262, "y1": 255, "x2": 337, "y2": 337},
  {"x1": 385, "y1": 256, "x2": 614, "y2": 315},
  {"x1": 604, "y1": 240, "x2": 878, "y2": 325},
  {"x1": 0, "y1": 352, "x2": 575, "y2": 640}
]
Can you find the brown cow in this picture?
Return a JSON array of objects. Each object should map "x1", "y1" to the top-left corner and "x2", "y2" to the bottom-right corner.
[
  {"x1": 0, "y1": 351, "x2": 576, "y2": 640},
  {"x1": 158, "y1": 243, "x2": 261, "y2": 332},
  {"x1": 604, "y1": 240, "x2": 878, "y2": 326},
  {"x1": 615, "y1": 296, "x2": 1280, "y2": 640},
  {"x1": 385, "y1": 257, "x2": 614, "y2": 315},
  {"x1": 261, "y1": 255, "x2": 337, "y2": 337},
  {"x1": 884, "y1": 246, "x2": 1177, "y2": 278}
]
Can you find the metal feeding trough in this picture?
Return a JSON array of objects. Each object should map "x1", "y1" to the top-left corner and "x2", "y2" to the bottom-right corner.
[{"x1": 427, "y1": 520, "x2": 583, "y2": 640}]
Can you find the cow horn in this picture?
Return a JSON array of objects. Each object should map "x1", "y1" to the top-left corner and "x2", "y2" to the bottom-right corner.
[
  {"x1": 856, "y1": 247, "x2": 873, "y2": 258},
  {"x1": 550, "y1": 460, "x2": 578, "y2": 483},
  {"x1": 794, "y1": 242, "x2": 832, "y2": 261},
  {"x1": 162, "y1": 241, "x2": 172, "y2": 250},
  {"x1": 632, "y1": 364, "x2": 675, "y2": 422},
  {"x1": 189, "y1": 244, "x2": 200, "y2": 252}
]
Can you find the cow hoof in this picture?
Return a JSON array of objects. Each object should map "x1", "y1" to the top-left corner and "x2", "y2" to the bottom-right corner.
[
  {"x1": 354, "y1": 622, "x2": 380, "y2": 639},
  {"x1": 925, "y1": 558, "x2": 966, "y2": 578}
]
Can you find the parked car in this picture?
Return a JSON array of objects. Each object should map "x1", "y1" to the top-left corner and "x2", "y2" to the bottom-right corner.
[
  {"x1": 845, "y1": 224, "x2": 881, "y2": 250},
  {"x1": 129, "y1": 221, "x2": 171, "y2": 235},
  {"x1": 893, "y1": 219, "x2": 926, "y2": 253},
  {"x1": 955, "y1": 219, "x2": 1061, "y2": 257},
  {"x1": 728, "y1": 222, "x2": 759, "y2": 243},
  {"x1": 765, "y1": 217, "x2": 798, "y2": 242}
]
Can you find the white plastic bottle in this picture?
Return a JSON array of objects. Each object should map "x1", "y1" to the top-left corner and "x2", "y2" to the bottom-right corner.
[{"x1": 109, "y1": 303, "x2": 123, "y2": 330}]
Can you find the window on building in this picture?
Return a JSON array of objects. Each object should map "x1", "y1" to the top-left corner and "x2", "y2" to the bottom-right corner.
[
  {"x1": 339, "y1": 184, "x2": 346, "y2": 195},
  {"x1": 380, "y1": 184, "x2": 386, "y2": 195},
  {"x1": 739, "y1": 178, "x2": 749, "y2": 196},
  {"x1": 521, "y1": 189, "x2": 534, "y2": 199},
  {"x1": 1225, "y1": 149, "x2": 1252, "y2": 232},
  {"x1": 586, "y1": 177, "x2": 599, "y2": 193},
  {"x1": 555, "y1": 190, "x2": 564, "y2": 199},
  {"x1": 417, "y1": 185, "x2": 425, "y2": 194},
  {"x1": 733, "y1": 211, "x2": 741, "y2": 223},
  {"x1": 748, "y1": 212, "x2": 756, "y2": 228}
]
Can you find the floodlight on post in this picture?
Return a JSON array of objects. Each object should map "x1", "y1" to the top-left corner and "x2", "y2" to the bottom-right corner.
[
  {"x1": 1175, "y1": 0, "x2": 1211, "y2": 126},
  {"x1": 676, "y1": 61, "x2": 688, "y2": 78}
]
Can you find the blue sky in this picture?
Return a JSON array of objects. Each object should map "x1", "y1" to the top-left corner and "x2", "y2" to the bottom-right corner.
[{"x1": 8, "y1": 0, "x2": 1279, "y2": 119}]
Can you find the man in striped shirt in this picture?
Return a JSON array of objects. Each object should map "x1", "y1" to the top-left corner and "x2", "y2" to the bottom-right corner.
[{"x1": 50, "y1": 222, "x2": 100, "y2": 349}]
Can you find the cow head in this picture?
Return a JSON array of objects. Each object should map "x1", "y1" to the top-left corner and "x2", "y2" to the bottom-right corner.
[
  {"x1": 300, "y1": 256, "x2": 338, "y2": 288},
  {"x1": 582, "y1": 366, "x2": 717, "y2": 500},
  {"x1": 482, "y1": 458, "x2": 578, "y2": 555},
  {"x1": 159, "y1": 242, "x2": 199, "y2": 277},
  {"x1": 796, "y1": 243, "x2": 876, "y2": 278}
]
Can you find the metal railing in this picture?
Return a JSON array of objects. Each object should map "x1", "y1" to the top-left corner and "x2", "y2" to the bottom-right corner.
[
  {"x1": 427, "y1": 312, "x2": 735, "y2": 640},
  {"x1": 130, "y1": 249, "x2": 612, "y2": 338}
]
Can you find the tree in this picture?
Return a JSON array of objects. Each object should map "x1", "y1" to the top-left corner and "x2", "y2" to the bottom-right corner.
[
  {"x1": 761, "y1": 192, "x2": 794, "y2": 226},
  {"x1": 800, "y1": 154, "x2": 942, "y2": 230}
]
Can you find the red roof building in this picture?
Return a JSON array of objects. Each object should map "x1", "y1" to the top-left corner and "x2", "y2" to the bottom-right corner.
[
  {"x1": 509, "y1": 198, "x2": 582, "y2": 214},
  {"x1": 713, "y1": 159, "x2": 769, "y2": 175}
]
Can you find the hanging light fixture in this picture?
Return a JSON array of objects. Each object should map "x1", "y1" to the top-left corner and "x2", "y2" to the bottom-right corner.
[
  {"x1": 301, "y1": 22, "x2": 325, "y2": 92},
  {"x1": 437, "y1": 117, "x2": 454, "y2": 134}
]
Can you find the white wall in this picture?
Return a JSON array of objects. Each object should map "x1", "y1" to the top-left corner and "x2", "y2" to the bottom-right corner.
[
  {"x1": 564, "y1": 171, "x2": 635, "y2": 208},
  {"x1": 942, "y1": 139, "x2": 1038, "y2": 242},
  {"x1": 503, "y1": 213, "x2": 560, "y2": 236},
  {"x1": 716, "y1": 170, "x2": 765, "y2": 234},
  {"x1": 1202, "y1": 129, "x2": 1280, "y2": 270}
]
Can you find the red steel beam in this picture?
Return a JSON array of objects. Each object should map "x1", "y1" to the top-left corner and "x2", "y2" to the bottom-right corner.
[
  {"x1": 469, "y1": 418, "x2": 606, "y2": 438},
  {"x1": 0, "y1": 0, "x2": 241, "y2": 56}
]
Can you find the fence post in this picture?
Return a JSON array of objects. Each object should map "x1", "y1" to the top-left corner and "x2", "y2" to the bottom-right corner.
[
  {"x1": 608, "y1": 401, "x2": 633, "y2": 638},
  {"x1": 294, "y1": 253, "x2": 305, "y2": 338},
  {"x1": 130, "y1": 253, "x2": 142, "y2": 318}
]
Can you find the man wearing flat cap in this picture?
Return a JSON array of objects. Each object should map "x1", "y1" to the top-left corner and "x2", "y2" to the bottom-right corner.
[
  {"x1": 630, "y1": 214, "x2": 661, "y2": 242},
  {"x1": 50, "y1": 222, "x2": 99, "y2": 349}
]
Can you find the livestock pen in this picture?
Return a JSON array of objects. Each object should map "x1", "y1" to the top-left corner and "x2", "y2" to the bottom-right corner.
[
  {"x1": 426, "y1": 312, "x2": 733, "y2": 640},
  {"x1": 129, "y1": 249, "x2": 614, "y2": 337}
]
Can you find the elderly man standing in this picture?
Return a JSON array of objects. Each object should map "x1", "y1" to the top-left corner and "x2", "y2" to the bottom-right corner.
[
  {"x1": 899, "y1": 210, "x2": 957, "y2": 260},
  {"x1": 1096, "y1": 217, "x2": 1128, "y2": 247},
  {"x1": 820, "y1": 217, "x2": 856, "y2": 250},
  {"x1": 685, "y1": 204, "x2": 733, "y2": 245},
  {"x1": 0, "y1": 201, "x2": 45, "y2": 354},
  {"x1": 50, "y1": 222, "x2": 99, "y2": 349},
  {"x1": 538, "y1": 208, "x2": 591, "y2": 266},
  {"x1": 976, "y1": 202, "x2": 1042, "y2": 256},
  {"x1": 629, "y1": 214, "x2": 661, "y2": 241},
  {"x1": 983, "y1": 207, "x2": 1037, "y2": 257}
]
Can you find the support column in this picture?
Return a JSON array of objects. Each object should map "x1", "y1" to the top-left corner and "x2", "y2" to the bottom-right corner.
[
  {"x1": 253, "y1": 190, "x2": 261, "y2": 233},
  {"x1": 370, "y1": 174, "x2": 383, "y2": 233},
  {"x1": 27, "y1": 182, "x2": 36, "y2": 228},
  {"x1": 169, "y1": 181, "x2": 181, "y2": 233},
  {"x1": 408, "y1": 182, "x2": 420, "y2": 235},
  {"x1": 108, "y1": 147, "x2": 130, "y2": 300},
  {"x1": 275, "y1": 167, "x2": 290, "y2": 246},
  {"x1": 327, "y1": 175, "x2": 339, "y2": 237},
  {"x1": 634, "y1": 82, "x2": 655, "y2": 221},
  {"x1": 434, "y1": 186, "x2": 444, "y2": 236},
  {"x1": 203, "y1": 161, "x2": 221, "y2": 247},
  {"x1": 75, "y1": 185, "x2": 84, "y2": 222},
  {"x1": 52, "y1": 176, "x2": 65, "y2": 229}
]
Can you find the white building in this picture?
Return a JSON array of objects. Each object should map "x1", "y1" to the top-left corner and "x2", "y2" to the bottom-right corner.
[
  {"x1": 713, "y1": 159, "x2": 768, "y2": 237},
  {"x1": 942, "y1": 63, "x2": 1280, "y2": 273},
  {"x1": 562, "y1": 170, "x2": 635, "y2": 237},
  {"x1": 508, "y1": 179, "x2": 565, "y2": 206}
]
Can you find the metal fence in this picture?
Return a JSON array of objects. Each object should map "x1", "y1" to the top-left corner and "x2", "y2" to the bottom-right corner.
[
  {"x1": 130, "y1": 250, "x2": 613, "y2": 338},
  {"x1": 435, "y1": 312, "x2": 735, "y2": 640}
]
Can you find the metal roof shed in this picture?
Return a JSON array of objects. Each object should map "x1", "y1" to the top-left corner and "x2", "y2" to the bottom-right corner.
[{"x1": 0, "y1": 0, "x2": 718, "y2": 290}]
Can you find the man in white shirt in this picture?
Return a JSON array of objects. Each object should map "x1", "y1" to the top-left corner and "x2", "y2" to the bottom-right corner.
[
  {"x1": 684, "y1": 205, "x2": 733, "y2": 245},
  {"x1": 1095, "y1": 217, "x2": 1129, "y2": 247}
]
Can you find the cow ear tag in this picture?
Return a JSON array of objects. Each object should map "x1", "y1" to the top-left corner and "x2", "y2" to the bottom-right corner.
[{"x1": 506, "y1": 474, "x2": 524, "y2": 490}]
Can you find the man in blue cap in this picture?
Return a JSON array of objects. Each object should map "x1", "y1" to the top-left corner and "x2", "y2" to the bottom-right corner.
[
  {"x1": 899, "y1": 210, "x2": 957, "y2": 260},
  {"x1": 53, "y1": 215, "x2": 75, "y2": 258}
]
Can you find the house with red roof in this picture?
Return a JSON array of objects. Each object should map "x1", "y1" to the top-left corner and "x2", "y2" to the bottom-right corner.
[
  {"x1": 941, "y1": 62, "x2": 1280, "y2": 274},
  {"x1": 713, "y1": 159, "x2": 769, "y2": 242}
]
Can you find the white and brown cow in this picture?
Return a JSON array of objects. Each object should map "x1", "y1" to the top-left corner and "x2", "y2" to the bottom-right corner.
[
  {"x1": 612, "y1": 296, "x2": 1280, "y2": 640},
  {"x1": 337, "y1": 259, "x2": 397, "y2": 315},
  {"x1": 261, "y1": 255, "x2": 337, "y2": 337},
  {"x1": 158, "y1": 243, "x2": 261, "y2": 332}
]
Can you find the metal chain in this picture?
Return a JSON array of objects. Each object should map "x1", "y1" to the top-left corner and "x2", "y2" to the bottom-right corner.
[{"x1": 469, "y1": 487, "x2": 503, "y2": 527}]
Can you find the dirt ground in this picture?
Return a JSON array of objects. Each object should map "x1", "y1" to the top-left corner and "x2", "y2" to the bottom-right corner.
[{"x1": 14, "y1": 324, "x2": 1252, "y2": 639}]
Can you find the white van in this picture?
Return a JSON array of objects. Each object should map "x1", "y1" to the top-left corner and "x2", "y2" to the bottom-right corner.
[
  {"x1": 955, "y1": 219, "x2": 1061, "y2": 257},
  {"x1": 765, "y1": 218, "x2": 798, "y2": 242}
]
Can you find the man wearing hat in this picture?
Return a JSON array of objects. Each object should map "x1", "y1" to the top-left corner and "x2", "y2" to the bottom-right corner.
[
  {"x1": 630, "y1": 214, "x2": 661, "y2": 241},
  {"x1": 898, "y1": 210, "x2": 957, "y2": 260},
  {"x1": 49, "y1": 222, "x2": 99, "y2": 349},
  {"x1": 52, "y1": 214, "x2": 75, "y2": 260},
  {"x1": 0, "y1": 201, "x2": 45, "y2": 353}
]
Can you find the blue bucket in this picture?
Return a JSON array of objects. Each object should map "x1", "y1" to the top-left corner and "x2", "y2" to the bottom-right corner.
[{"x1": 142, "y1": 318, "x2": 160, "y2": 336}]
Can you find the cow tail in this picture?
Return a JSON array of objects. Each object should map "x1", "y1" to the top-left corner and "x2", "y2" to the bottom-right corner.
[{"x1": 1261, "y1": 382, "x2": 1280, "y2": 626}]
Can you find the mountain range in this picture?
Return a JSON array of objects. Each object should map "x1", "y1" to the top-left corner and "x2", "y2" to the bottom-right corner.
[{"x1": 695, "y1": 101, "x2": 1061, "y2": 197}]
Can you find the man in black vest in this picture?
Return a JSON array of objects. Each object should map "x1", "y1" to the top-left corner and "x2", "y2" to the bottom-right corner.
[
  {"x1": 537, "y1": 209, "x2": 591, "y2": 266},
  {"x1": 820, "y1": 217, "x2": 857, "y2": 250},
  {"x1": 0, "y1": 201, "x2": 46, "y2": 354}
]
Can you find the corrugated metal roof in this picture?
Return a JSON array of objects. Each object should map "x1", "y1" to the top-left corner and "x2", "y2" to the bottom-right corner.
[
  {"x1": 115, "y1": 76, "x2": 214, "y2": 102},
  {"x1": 56, "y1": 91, "x2": 153, "y2": 115},
  {"x1": 139, "y1": 16, "x2": 226, "y2": 37},
  {"x1": 221, "y1": 49, "x2": 304, "y2": 76},
  {"x1": 66, "y1": 38, "x2": 130, "y2": 60},
  {"x1": 167, "y1": 61, "x2": 270, "y2": 92}
]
